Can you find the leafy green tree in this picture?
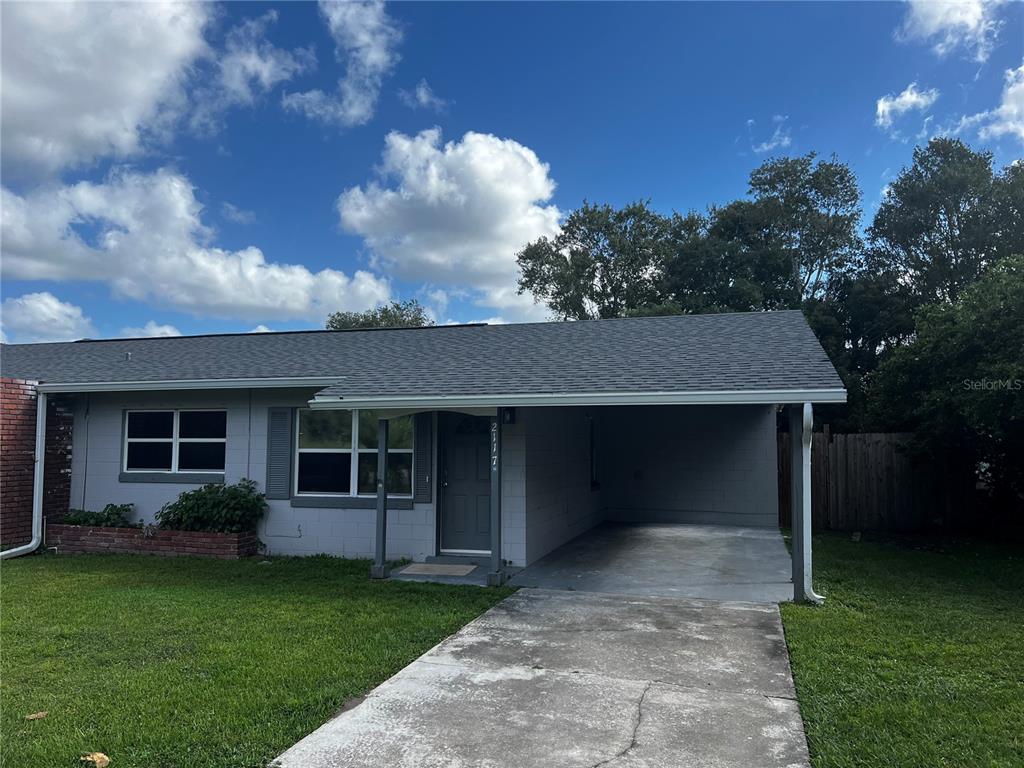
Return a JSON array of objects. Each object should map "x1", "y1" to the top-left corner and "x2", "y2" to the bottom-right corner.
[
  {"x1": 516, "y1": 201, "x2": 669, "y2": 319},
  {"x1": 326, "y1": 299, "x2": 434, "y2": 330},
  {"x1": 746, "y1": 153, "x2": 862, "y2": 299},
  {"x1": 866, "y1": 255, "x2": 1024, "y2": 507},
  {"x1": 516, "y1": 154, "x2": 861, "y2": 320},
  {"x1": 868, "y1": 138, "x2": 1000, "y2": 305},
  {"x1": 803, "y1": 270, "x2": 916, "y2": 430}
]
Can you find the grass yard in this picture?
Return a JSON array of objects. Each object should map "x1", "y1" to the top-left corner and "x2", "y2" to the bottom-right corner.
[
  {"x1": 0, "y1": 554, "x2": 511, "y2": 768},
  {"x1": 781, "y1": 533, "x2": 1024, "y2": 768}
]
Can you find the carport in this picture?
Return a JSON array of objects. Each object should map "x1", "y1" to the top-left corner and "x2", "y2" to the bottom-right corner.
[{"x1": 309, "y1": 313, "x2": 843, "y2": 603}]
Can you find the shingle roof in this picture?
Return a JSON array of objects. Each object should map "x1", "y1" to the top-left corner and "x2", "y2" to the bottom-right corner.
[{"x1": 0, "y1": 311, "x2": 843, "y2": 396}]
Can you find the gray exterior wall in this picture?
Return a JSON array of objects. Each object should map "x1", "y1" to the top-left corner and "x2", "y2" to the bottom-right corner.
[
  {"x1": 594, "y1": 404, "x2": 778, "y2": 527},
  {"x1": 520, "y1": 408, "x2": 603, "y2": 563},
  {"x1": 494, "y1": 408, "x2": 603, "y2": 567},
  {"x1": 69, "y1": 389, "x2": 437, "y2": 561},
  {"x1": 66, "y1": 394, "x2": 777, "y2": 569}
]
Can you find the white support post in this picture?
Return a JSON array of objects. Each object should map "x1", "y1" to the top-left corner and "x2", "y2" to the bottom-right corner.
[{"x1": 791, "y1": 402, "x2": 823, "y2": 603}]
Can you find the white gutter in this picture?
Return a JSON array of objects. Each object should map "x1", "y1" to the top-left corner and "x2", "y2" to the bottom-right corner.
[
  {"x1": 1, "y1": 392, "x2": 47, "y2": 560},
  {"x1": 36, "y1": 377, "x2": 344, "y2": 394},
  {"x1": 309, "y1": 387, "x2": 847, "y2": 409}
]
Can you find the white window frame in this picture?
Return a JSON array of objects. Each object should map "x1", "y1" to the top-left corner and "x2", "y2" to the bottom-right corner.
[
  {"x1": 123, "y1": 409, "x2": 227, "y2": 474},
  {"x1": 294, "y1": 409, "x2": 414, "y2": 498}
]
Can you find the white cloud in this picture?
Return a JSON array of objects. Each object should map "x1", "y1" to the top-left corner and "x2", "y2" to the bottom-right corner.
[
  {"x1": 191, "y1": 11, "x2": 315, "y2": 134},
  {"x1": 0, "y1": 1, "x2": 210, "y2": 177},
  {"x1": 282, "y1": 0, "x2": 401, "y2": 127},
  {"x1": 1, "y1": 168, "x2": 392, "y2": 322},
  {"x1": 221, "y1": 201, "x2": 256, "y2": 224},
  {"x1": 0, "y1": 292, "x2": 96, "y2": 343},
  {"x1": 980, "y1": 63, "x2": 1024, "y2": 141},
  {"x1": 876, "y1": 82, "x2": 940, "y2": 131},
  {"x1": 897, "y1": 0, "x2": 1006, "y2": 62},
  {"x1": 122, "y1": 321, "x2": 182, "y2": 338},
  {"x1": 965, "y1": 62, "x2": 1024, "y2": 142},
  {"x1": 399, "y1": 79, "x2": 448, "y2": 111},
  {"x1": 750, "y1": 115, "x2": 792, "y2": 154},
  {"x1": 249, "y1": 324, "x2": 274, "y2": 333},
  {"x1": 338, "y1": 129, "x2": 560, "y2": 321}
]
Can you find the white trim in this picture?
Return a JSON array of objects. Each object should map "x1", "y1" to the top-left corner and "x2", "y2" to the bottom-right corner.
[
  {"x1": 123, "y1": 408, "x2": 227, "y2": 474},
  {"x1": 294, "y1": 408, "x2": 415, "y2": 499},
  {"x1": 37, "y1": 377, "x2": 344, "y2": 394},
  {"x1": 309, "y1": 387, "x2": 848, "y2": 409}
]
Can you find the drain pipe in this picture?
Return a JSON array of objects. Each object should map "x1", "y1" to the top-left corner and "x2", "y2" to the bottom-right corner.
[{"x1": 1, "y1": 391, "x2": 47, "y2": 560}]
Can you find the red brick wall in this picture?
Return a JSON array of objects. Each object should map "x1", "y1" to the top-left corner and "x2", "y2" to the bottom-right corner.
[
  {"x1": 0, "y1": 379, "x2": 73, "y2": 551},
  {"x1": 45, "y1": 525, "x2": 260, "y2": 559}
]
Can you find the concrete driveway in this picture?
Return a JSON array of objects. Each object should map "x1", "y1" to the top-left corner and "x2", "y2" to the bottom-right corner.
[
  {"x1": 274, "y1": 589, "x2": 810, "y2": 768},
  {"x1": 509, "y1": 523, "x2": 794, "y2": 603}
]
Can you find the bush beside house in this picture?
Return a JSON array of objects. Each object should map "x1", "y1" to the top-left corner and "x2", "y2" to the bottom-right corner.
[{"x1": 46, "y1": 481, "x2": 267, "y2": 559}]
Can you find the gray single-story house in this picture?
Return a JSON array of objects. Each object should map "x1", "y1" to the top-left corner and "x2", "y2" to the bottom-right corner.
[{"x1": 0, "y1": 311, "x2": 843, "y2": 599}]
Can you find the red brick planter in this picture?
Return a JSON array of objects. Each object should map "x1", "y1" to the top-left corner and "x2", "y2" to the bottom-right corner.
[{"x1": 46, "y1": 524, "x2": 260, "y2": 559}]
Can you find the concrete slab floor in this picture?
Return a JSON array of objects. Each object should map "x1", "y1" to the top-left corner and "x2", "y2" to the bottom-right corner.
[
  {"x1": 273, "y1": 589, "x2": 810, "y2": 768},
  {"x1": 508, "y1": 523, "x2": 794, "y2": 603}
]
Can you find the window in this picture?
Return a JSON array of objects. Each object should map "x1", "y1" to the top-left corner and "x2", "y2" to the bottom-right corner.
[
  {"x1": 296, "y1": 409, "x2": 413, "y2": 497},
  {"x1": 124, "y1": 410, "x2": 227, "y2": 473}
]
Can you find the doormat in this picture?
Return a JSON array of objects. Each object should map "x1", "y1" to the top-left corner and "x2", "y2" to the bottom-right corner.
[{"x1": 400, "y1": 563, "x2": 477, "y2": 577}]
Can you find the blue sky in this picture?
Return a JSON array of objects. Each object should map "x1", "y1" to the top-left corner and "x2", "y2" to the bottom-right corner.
[{"x1": 1, "y1": 0, "x2": 1022, "y2": 343}]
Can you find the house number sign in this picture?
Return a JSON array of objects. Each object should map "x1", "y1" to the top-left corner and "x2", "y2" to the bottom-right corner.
[{"x1": 490, "y1": 421, "x2": 499, "y2": 472}]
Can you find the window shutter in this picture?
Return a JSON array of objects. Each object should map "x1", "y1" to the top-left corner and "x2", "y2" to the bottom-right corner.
[
  {"x1": 413, "y1": 412, "x2": 433, "y2": 504},
  {"x1": 266, "y1": 408, "x2": 294, "y2": 500}
]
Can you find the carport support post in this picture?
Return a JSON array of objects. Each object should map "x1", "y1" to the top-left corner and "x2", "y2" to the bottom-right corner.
[
  {"x1": 370, "y1": 418, "x2": 390, "y2": 579},
  {"x1": 790, "y1": 403, "x2": 823, "y2": 604},
  {"x1": 487, "y1": 409, "x2": 505, "y2": 586}
]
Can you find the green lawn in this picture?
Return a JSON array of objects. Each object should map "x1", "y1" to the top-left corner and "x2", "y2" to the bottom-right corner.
[
  {"x1": 781, "y1": 533, "x2": 1024, "y2": 768},
  {"x1": 0, "y1": 554, "x2": 511, "y2": 768}
]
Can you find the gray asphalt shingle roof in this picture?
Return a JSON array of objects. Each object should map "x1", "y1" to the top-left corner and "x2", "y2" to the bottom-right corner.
[{"x1": 0, "y1": 311, "x2": 843, "y2": 395}]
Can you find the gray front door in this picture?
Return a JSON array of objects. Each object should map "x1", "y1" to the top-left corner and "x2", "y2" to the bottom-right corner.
[{"x1": 440, "y1": 414, "x2": 491, "y2": 553}]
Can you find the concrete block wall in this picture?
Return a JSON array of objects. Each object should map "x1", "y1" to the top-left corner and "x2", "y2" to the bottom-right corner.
[
  {"x1": 69, "y1": 389, "x2": 437, "y2": 561},
  {"x1": 247, "y1": 391, "x2": 436, "y2": 559},
  {"x1": 595, "y1": 404, "x2": 778, "y2": 527},
  {"x1": 520, "y1": 407, "x2": 603, "y2": 564},
  {"x1": 500, "y1": 420, "x2": 527, "y2": 565},
  {"x1": 1, "y1": 379, "x2": 72, "y2": 550}
]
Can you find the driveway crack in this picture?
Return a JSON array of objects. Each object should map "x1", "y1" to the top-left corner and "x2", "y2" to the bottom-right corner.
[{"x1": 590, "y1": 680, "x2": 653, "y2": 768}]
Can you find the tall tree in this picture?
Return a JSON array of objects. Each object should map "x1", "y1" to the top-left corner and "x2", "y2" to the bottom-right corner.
[
  {"x1": 516, "y1": 201, "x2": 669, "y2": 320},
  {"x1": 326, "y1": 299, "x2": 434, "y2": 330},
  {"x1": 746, "y1": 152, "x2": 862, "y2": 300},
  {"x1": 868, "y1": 138, "x2": 998, "y2": 305}
]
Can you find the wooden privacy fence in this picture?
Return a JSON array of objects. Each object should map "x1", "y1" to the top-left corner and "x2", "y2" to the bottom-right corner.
[{"x1": 778, "y1": 431, "x2": 976, "y2": 532}]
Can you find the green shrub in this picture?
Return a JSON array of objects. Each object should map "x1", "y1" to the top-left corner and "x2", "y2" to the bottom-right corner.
[
  {"x1": 63, "y1": 503, "x2": 138, "y2": 528},
  {"x1": 155, "y1": 479, "x2": 267, "y2": 533}
]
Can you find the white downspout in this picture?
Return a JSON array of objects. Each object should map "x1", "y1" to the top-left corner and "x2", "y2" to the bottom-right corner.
[{"x1": 1, "y1": 391, "x2": 47, "y2": 560}]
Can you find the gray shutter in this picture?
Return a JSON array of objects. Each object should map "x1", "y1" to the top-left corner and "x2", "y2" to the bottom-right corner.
[
  {"x1": 413, "y1": 412, "x2": 433, "y2": 503},
  {"x1": 266, "y1": 408, "x2": 294, "y2": 500}
]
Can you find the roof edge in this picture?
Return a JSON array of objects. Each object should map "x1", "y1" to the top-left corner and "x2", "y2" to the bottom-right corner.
[
  {"x1": 36, "y1": 376, "x2": 345, "y2": 393},
  {"x1": 308, "y1": 388, "x2": 848, "y2": 409}
]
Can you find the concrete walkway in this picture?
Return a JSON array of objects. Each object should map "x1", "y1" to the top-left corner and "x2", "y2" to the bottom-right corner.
[
  {"x1": 273, "y1": 589, "x2": 810, "y2": 768},
  {"x1": 509, "y1": 523, "x2": 794, "y2": 603}
]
